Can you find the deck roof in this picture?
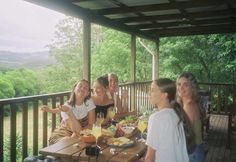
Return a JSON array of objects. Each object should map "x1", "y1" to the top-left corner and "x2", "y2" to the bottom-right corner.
[{"x1": 27, "y1": 0, "x2": 236, "y2": 41}]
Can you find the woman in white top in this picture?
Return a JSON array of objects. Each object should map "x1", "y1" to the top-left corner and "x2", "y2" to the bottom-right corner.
[
  {"x1": 145, "y1": 78, "x2": 189, "y2": 162},
  {"x1": 41, "y1": 79, "x2": 96, "y2": 145}
]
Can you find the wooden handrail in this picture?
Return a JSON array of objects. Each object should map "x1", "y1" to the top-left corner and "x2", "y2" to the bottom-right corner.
[{"x1": 0, "y1": 82, "x2": 235, "y2": 162}]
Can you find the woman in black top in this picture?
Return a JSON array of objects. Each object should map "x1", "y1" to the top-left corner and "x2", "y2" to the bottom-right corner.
[{"x1": 92, "y1": 76, "x2": 114, "y2": 124}]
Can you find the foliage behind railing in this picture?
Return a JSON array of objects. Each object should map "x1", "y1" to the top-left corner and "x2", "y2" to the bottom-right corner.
[{"x1": 0, "y1": 81, "x2": 235, "y2": 162}]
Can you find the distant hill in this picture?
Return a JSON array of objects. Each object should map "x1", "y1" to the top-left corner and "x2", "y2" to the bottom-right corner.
[{"x1": 0, "y1": 50, "x2": 57, "y2": 69}]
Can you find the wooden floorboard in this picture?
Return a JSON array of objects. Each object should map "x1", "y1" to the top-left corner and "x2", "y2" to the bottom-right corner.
[{"x1": 204, "y1": 114, "x2": 236, "y2": 162}]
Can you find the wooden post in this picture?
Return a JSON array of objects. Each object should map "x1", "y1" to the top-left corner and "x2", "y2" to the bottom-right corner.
[
  {"x1": 22, "y1": 102, "x2": 28, "y2": 161},
  {"x1": 83, "y1": 19, "x2": 91, "y2": 84},
  {"x1": 10, "y1": 104, "x2": 17, "y2": 162},
  {"x1": 0, "y1": 104, "x2": 3, "y2": 162},
  {"x1": 32, "y1": 101, "x2": 39, "y2": 154},
  {"x1": 131, "y1": 34, "x2": 136, "y2": 111},
  {"x1": 154, "y1": 38, "x2": 160, "y2": 80}
]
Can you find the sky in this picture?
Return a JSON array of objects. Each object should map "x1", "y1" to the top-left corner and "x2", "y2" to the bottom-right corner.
[{"x1": 0, "y1": 0, "x2": 66, "y2": 52}]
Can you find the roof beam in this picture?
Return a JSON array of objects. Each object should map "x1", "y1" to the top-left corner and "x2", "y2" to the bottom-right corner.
[
  {"x1": 131, "y1": 17, "x2": 235, "y2": 30},
  {"x1": 148, "y1": 24, "x2": 236, "y2": 37},
  {"x1": 116, "y1": 10, "x2": 236, "y2": 23},
  {"x1": 96, "y1": 0, "x2": 227, "y2": 15}
]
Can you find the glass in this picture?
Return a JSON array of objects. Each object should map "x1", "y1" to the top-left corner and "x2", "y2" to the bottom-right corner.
[
  {"x1": 108, "y1": 107, "x2": 116, "y2": 121},
  {"x1": 96, "y1": 112, "x2": 104, "y2": 125},
  {"x1": 91, "y1": 123, "x2": 102, "y2": 147},
  {"x1": 137, "y1": 117, "x2": 148, "y2": 142}
]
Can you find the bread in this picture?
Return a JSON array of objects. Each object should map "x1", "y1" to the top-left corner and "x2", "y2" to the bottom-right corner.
[{"x1": 80, "y1": 129, "x2": 96, "y2": 143}]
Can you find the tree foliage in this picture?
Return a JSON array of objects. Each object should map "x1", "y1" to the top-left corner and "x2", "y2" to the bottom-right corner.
[
  {"x1": 0, "y1": 69, "x2": 40, "y2": 99},
  {"x1": 159, "y1": 35, "x2": 236, "y2": 83},
  {"x1": 40, "y1": 17, "x2": 84, "y2": 93},
  {"x1": 91, "y1": 27, "x2": 131, "y2": 82}
]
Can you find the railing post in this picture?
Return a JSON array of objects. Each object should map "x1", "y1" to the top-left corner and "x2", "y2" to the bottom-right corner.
[
  {"x1": 22, "y1": 102, "x2": 28, "y2": 160},
  {"x1": 33, "y1": 100, "x2": 39, "y2": 155},
  {"x1": 10, "y1": 103, "x2": 17, "y2": 162},
  {"x1": 0, "y1": 104, "x2": 3, "y2": 162},
  {"x1": 42, "y1": 99, "x2": 48, "y2": 148},
  {"x1": 51, "y1": 97, "x2": 57, "y2": 132}
]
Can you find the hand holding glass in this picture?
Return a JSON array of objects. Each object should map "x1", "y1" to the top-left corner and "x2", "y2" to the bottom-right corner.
[{"x1": 91, "y1": 124, "x2": 102, "y2": 147}]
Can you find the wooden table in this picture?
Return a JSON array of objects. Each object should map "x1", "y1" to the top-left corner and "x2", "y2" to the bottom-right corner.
[{"x1": 39, "y1": 135, "x2": 146, "y2": 162}]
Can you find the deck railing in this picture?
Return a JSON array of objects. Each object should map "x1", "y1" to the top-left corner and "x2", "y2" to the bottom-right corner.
[{"x1": 0, "y1": 82, "x2": 235, "y2": 162}]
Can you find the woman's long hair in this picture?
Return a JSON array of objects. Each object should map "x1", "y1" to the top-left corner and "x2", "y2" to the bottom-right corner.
[
  {"x1": 68, "y1": 79, "x2": 90, "y2": 107},
  {"x1": 176, "y1": 72, "x2": 203, "y2": 153},
  {"x1": 154, "y1": 78, "x2": 195, "y2": 153}
]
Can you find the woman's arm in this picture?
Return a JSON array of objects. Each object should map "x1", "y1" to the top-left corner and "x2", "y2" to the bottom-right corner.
[
  {"x1": 86, "y1": 109, "x2": 96, "y2": 129},
  {"x1": 145, "y1": 146, "x2": 155, "y2": 162},
  {"x1": 40, "y1": 105, "x2": 61, "y2": 114},
  {"x1": 67, "y1": 110, "x2": 81, "y2": 137},
  {"x1": 115, "y1": 93, "x2": 129, "y2": 114}
]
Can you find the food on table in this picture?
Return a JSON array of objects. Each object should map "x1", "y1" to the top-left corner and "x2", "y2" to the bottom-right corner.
[
  {"x1": 115, "y1": 124, "x2": 136, "y2": 137},
  {"x1": 80, "y1": 129, "x2": 96, "y2": 143},
  {"x1": 119, "y1": 115, "x2": 138, "y2": 126},
  {"x1": 102, "y1": 125, "x2": 117, "y2": 137},
  {"x1": 107, "y1": 137, "x2": 134, "y2": 147}
]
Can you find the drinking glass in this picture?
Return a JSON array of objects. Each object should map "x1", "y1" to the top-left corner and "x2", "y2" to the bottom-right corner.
[
  {"x1": 91, "y1": 123, "x2": 102, "y2": 147},
  {"x1": 137, "y1": 117, "x2": 148, "y2": 142},
  {"x1": 108, "y1": 107, "x2": 116, "y2": 121},
  {"x1": 96, "y1": 112, "x2": 104, "y2": 125}
]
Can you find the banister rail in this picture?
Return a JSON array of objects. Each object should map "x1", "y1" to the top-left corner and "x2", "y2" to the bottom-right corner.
[
  {"x1": 0, "y1": 92, "x2": 70, "y2": 162},
  {"x1": 0, "y1": 82, "x2": 235, "y2": 162}
]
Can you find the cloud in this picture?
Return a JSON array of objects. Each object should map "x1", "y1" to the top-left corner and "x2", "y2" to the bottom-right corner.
[{"x1": 0, "y1": 0, "x2": 66, "y2": 52}]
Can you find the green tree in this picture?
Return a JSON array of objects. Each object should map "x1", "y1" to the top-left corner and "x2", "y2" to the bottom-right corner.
[
  {"x1": 0, "y1": 77, "x2": 15, "y2": 99},
  {"x1": 91, "y1": 27, "x2": 131, "y2": 82},
  {"x1": 41, "y1": 17, "x2": 84, "y2": 93},
  {"x1": 4, "y1": 69, "x2": 40, "y2": 97},
  {"x1": 159, "y1": 34, "x2": 236, "y2": 83}
]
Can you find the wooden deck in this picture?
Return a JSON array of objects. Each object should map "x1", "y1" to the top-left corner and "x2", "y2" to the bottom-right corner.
[{"x1": 205, "y1": 114, "x2": 236, "y2": 162}]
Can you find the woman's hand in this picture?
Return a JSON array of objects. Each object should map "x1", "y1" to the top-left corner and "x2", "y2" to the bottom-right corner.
[
  {"x1": 40, "y1": 105, "x2": 51, "y2": 112},
  {"x1": 57, "y1": 104, "x2": 69, "y2": 112}
]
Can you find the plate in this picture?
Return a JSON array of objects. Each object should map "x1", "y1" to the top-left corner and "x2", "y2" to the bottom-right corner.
[
  {"x1": 107, "y1": 137, "x2": 134, "y2": 148},
  {"x1": 122, "y1": 126, "x2": 135, "y2": 134}
]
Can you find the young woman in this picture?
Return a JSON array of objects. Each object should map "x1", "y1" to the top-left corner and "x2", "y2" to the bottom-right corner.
[
  {"x1": 176, "y1": 72, "x2": 205, "y2": 162},
  {"x1": 107, "y1": 73, "x2": 136, "y2": 116},
  {"x1": 41, "y1": 79, "x2": 96, "y2": 145},
  {"x1": 92, "y1": 76, "x2": 114, "y2": 124},
  {"x1": 145, "y1": 78, "x2": 189, "y2": 162}
]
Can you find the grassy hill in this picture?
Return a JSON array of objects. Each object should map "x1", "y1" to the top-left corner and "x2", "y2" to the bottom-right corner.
[{"x1": 0, "y1": 50, "x2": 57, "y2": 69}]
